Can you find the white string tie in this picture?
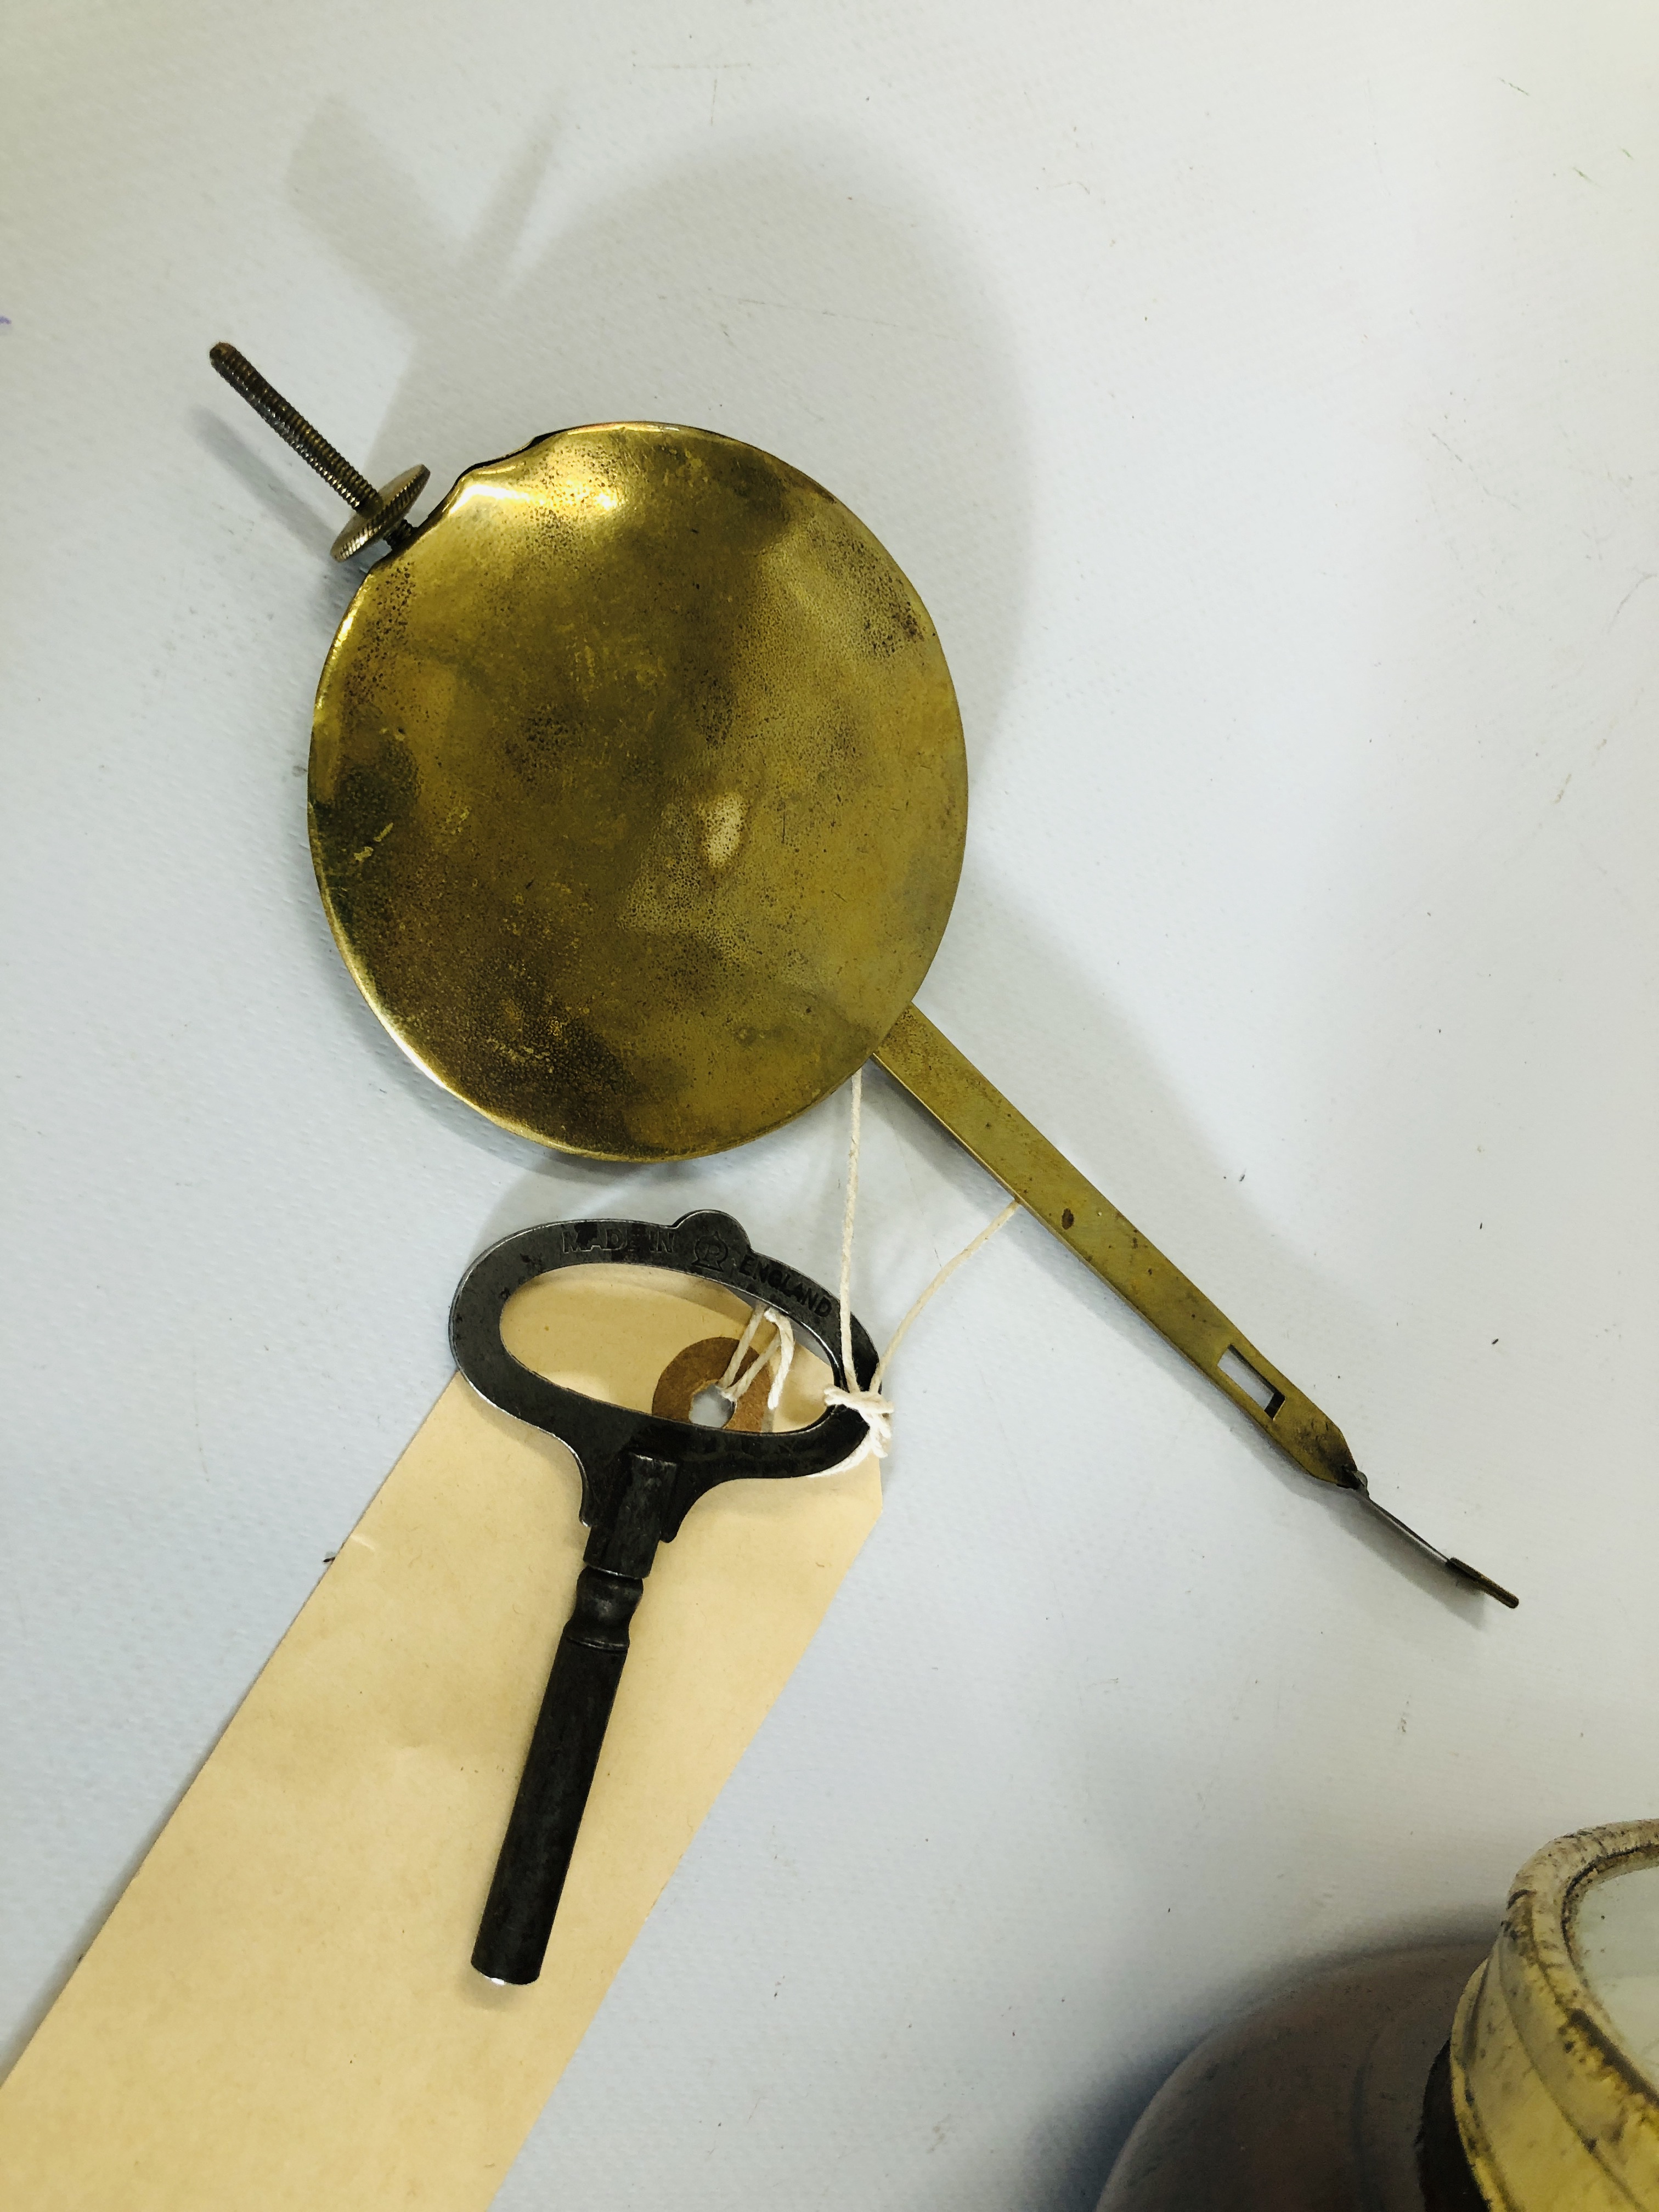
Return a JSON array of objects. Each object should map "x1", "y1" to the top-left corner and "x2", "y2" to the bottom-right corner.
[
  {"x1": 715, "y1": 1305, "x2": 796, "y2": 1421},
  {"x1": 815, "y1": 1065, "x2": 1019, "y2": 1479}
]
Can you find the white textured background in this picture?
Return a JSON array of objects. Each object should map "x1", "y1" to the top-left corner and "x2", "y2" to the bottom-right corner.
[{"x1": 4, "y1": 3, "x2": 1658, "y2": 2205}]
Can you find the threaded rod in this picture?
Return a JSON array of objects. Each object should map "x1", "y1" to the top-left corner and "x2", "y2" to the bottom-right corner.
[{"x1": 210, "y1": 342, "x2": 379, "y2": 512}]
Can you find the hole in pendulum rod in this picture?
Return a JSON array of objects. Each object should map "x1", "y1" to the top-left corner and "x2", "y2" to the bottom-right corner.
[{"x1": 1218, "y1": 1346, "x2": 1285, "y2": 1419}]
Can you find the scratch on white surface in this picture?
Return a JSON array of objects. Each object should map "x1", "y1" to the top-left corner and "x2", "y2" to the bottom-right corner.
[
  {"x1": 1365, "y1": 78, "x2": 1390, "y2": 198},
  {"x1": 1427, "y1": 430, "x2": 1522, "y2": 514},
  {"x1": 190, "y1": 1351, "x2": 207, "y2": 1480},
  {"x1": 1608, "y1": 572, "x2": 1655, "y2": 629},
  {"x1": 703, "y1": 289, "x2": 940, "y2": 336}
]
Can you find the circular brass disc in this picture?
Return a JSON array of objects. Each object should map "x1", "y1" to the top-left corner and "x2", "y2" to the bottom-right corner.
[{"x1": 310, "y1": 423, "x2": 967, "y2": 1160}]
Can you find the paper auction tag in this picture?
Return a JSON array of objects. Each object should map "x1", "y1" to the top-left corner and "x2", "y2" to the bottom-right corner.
[{"x1": 0, "y1": 1265, "x2": 880, "y2": 2210}]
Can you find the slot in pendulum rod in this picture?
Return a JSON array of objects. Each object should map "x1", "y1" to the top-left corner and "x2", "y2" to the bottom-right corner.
[{"x1": 874, "y1": 1005, "x2": 1517, "y2": 1606}]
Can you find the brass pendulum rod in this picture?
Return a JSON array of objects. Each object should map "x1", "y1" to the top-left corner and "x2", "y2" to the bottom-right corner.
[{"x1": 874, "y1": 1006, "x2": 1517, "y2": 1606}]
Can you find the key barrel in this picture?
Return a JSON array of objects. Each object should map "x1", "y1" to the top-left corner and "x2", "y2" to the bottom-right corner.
[
  {"x1": 471, "y1": 1577, "x2": 639, "y2": 1985},
  {"x1": 473, "y1": 1454, "x2": 674, "y2": 1985}
]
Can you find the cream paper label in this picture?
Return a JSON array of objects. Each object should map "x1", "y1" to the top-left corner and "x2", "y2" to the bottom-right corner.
[{"x1": 0, "y1": 1264, "x2": 881, "y2": 2209}]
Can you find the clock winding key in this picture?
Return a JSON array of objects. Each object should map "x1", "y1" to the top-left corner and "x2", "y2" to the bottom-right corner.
[{"x1": 449, "y1": 1210, "x2": 878, "y2": 1986}]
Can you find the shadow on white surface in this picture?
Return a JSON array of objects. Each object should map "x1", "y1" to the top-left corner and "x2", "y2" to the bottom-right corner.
[{"x1": 192, "y1": 407, "x2": 348, "y2": 561}]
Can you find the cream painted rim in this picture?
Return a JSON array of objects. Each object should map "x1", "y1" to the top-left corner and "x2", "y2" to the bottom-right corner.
[{"x1": 1451, "y1": 1821, "x2": 1659, "y2": 2209}]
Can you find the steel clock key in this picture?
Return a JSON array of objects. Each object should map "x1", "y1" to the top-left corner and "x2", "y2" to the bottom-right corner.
[{"x1": 449, "y1": 1210, "x2": 877, "y2": 1987}]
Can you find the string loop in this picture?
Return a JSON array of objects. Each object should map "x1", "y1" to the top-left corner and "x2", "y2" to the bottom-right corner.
[
  {"x1": 812, "y1": 1066, "x2": 1019, "y2": 1478},
  {"x1": 715, "y1": 1305, "x2": 797, "y2": 1419}
]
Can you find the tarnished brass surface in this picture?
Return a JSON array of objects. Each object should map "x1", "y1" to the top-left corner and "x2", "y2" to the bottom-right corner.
[
  {"x1": 874, "y1": 1004, "x2": 1364, "y2": 1492},
  {"x1": 311, "y1": 424, "x2": 966, "y2": 1159}
]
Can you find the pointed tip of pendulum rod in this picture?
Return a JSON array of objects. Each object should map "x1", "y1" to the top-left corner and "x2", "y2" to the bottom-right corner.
[
  {"x1": 1351, "y1": 1476, "x2": 1520, "y2": 1608},
  {"x1": 207, "y1": 341, "x2": 429, "y2": 561},
  {"x1": 867, "y1": 1006, "x2": 1521, "y2": 1612}
]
